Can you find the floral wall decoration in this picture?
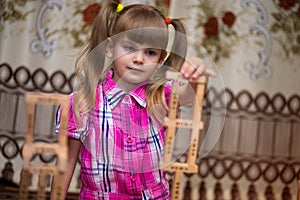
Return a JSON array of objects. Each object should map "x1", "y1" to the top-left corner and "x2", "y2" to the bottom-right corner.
[
  {"x1": 192, "y1": 0, "x2": 244, "y2": 63},
  {"x1": 61, "y1": 0, "x2": 169, "y2": 47},
  {"x1": 82, "y1": 3, "x2": 102, "y2": 26},
  {"x1": 0, "y1": 0, "x2": 36, "y2": 32},
  {"x1": 191, "y1": 0, "x2": 276, "y2": 80},
  {"x1": 191, "y1": 0, "x2": 269, "y2": 64},
  {"x1": 155, "y1": 0, "x2": 170, "y2": 16},
  {"x1": 270, "y1": 0, "x2": 300, "y2": 61},
  {"x1": 1, "y1": 0, "x2": 170, "y2": 52},
  {"x1": 57, "y1": 1, "x2": 104, "y2": 48}
]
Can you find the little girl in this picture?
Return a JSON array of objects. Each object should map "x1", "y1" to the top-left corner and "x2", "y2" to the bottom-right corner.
[{"x1": 56, "y1": 0, "x2": 215, "y2": 199}]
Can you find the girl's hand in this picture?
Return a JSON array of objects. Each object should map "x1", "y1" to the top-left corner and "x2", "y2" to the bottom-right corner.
[{"x1": 180, "y1": 57, "x2": 216, "y2": 79}]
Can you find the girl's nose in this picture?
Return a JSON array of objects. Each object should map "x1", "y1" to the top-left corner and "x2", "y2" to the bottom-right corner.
[{"x1": 133, "y1": 50, "x2": 144, "y2": 64}]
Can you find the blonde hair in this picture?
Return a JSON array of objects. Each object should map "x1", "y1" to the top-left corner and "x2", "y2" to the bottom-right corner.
[{"x1": 74, "y1": 0, "x2": 187, "y2": 122}]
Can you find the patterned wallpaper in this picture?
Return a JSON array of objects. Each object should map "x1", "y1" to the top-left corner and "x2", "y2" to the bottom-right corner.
[
  {"x1": 191, "y1": 0, "x2": 300, "y2": 71},
  {"x1": 0, "y1": 0, "x2": 169, "y2": 52},
  {"x1": 1, "y1": 1, "x2": 300, "y2": 197},
  {"x1": 270, "y1": 0, "x2": 300, "y2": 59},
  {"x1": 169, "y1": 0, "x2": 299, "y2": 96},
  {"x1": 0, "y1": 0, "x2": 169, "y2": 74}
]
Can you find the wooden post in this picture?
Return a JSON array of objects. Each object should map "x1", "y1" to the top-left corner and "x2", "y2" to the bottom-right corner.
[
  {"x1": 19, "y1": 93, "x2": 69, "y2": 200},
  {"x1": 161, "y1": 71, "x2": 206, "y2": 200}
]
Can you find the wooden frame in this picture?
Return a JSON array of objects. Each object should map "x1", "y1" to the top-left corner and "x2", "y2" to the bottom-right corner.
[
  {"x1": 19, "y1": 93, "x2": 69, "y2": 200},
  {"x1": 161, "y1": 71, "x2": 206, "y2": 200}
]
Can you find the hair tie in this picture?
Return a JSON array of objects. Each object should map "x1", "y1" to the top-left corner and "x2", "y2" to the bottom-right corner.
[
  {"x1": 165, "y1": 17, "x2": 171, "y2": 25},
  {"x1": 116, "y1": 3, "x2": 124, "y2": 13}
]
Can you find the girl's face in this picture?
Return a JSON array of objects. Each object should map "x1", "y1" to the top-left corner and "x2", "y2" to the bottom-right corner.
[{"x1": 107, "y1": 38, "x2": 166, "y2": 91}]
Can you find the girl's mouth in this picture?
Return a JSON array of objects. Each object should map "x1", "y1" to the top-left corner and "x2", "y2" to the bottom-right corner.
[{"x1": 127, "y1": 66, "x2": 143, "y2": 72}]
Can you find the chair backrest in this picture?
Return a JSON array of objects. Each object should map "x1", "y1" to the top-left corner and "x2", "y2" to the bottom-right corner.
[
  {"x1": 161, "y1": 71, "x2": 206, "y2": 200},
  {"x1": 19, "y1": 93, "x2": 69, "y2": 200}
]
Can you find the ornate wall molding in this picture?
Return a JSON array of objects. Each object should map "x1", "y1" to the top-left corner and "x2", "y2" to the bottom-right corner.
[
  {"x1": 0, "y1": 63, "x2": 74, "y2": 94},
  {"x1": 30, "y1": 0, "x2": 62, "y2": 58},
  {"x1": 240, "y1": 0, "x2": 272, "y2": 79}
]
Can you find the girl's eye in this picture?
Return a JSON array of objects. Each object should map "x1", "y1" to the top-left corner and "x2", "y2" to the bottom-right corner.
[
  {"x1": 125, "y1": 46, "x2": 135, "y2": 52},
  {"x1": 147, "y1": 50, "x2": 157, "y2": 56}
]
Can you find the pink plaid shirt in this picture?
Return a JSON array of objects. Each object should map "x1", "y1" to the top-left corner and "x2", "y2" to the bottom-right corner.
[{"x1": 58, "y1": 70, "x2": 172, "y2": 199}]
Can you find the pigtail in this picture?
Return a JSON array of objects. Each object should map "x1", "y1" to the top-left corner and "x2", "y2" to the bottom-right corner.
[
  {"x1": 164, "y1": 19, "x2": 187, "y2": 71},
  {"x1": 73, "y1": 0, "x2": 120, "y2": 123},
  {"x1": 90, "y1": 0, "x2": 120, "y2": 49},
  {"x1": 146, "y1": 18, "x2": 188, "y2": 122}
]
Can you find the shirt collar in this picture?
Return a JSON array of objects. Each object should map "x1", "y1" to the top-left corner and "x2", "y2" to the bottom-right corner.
[{"x1": 102, "y1": 70, "x2": 147, "y2": 109}]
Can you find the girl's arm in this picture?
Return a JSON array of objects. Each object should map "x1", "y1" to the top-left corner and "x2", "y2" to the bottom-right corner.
[
  {"x1": 51, "y1": 137, "x2": 81, "y2": 200},
  {"x1": 63, "y1": 137, "x2": 81, "y2": 198},
  {"x1": 177, "y1": 57, "x2": 216, "y2": 105}
]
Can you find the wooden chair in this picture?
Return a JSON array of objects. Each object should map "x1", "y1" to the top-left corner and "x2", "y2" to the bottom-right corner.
[
  {"x1": 161, "y1": 71, "x2": 206, "y2": 200},
  {"x1": 19, "y1": 93, "x2": 69, "y2": 200}
]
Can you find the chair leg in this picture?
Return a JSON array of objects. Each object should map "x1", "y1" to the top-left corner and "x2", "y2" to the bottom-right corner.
[
  {"x1": 19, "y1": 169, "x2": 30, "y2": 200},
  {"x1": 37, "y1": 173, "x2": 47, "y2": 200},
  {"x1": 298, "y1": 179, "x2": 300, "y2": 200}
]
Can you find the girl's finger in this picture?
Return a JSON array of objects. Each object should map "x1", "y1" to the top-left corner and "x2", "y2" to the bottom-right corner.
[
  {"x1": 180, "y1": 62, "x2": 194, "y2": 78},
  {"x1": 203, "y1": 69, "x2": 217, "y2": 77}
]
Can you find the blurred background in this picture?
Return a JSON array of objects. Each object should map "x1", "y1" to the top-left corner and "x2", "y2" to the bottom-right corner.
[{"x1": 1, "y1": 0, "x2": 300, "y2": 199}]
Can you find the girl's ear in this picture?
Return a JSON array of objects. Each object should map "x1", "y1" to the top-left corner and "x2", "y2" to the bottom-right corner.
[
  {"x1": 106, "y1": 38, "x2": 113, "y2": 58},
  {"x1": 159, "y1": 50, "x2": 168, "y2": 64}
]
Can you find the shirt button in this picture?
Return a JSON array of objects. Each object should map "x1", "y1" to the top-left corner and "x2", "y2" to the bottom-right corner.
[
  {"x1": 123, "y1": 95, "x2": 131, "y2": 104},
  {"x1": 130, "y1": 176, "x2": 136, "y2": 182},
  {"x1": 127, "y1": 136, "x2": 133, "y2": 143}
]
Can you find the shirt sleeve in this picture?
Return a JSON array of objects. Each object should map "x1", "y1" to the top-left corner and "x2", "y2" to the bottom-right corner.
[{"x1": 55, "y1": 92, "x2": 88, "y2": 140}]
